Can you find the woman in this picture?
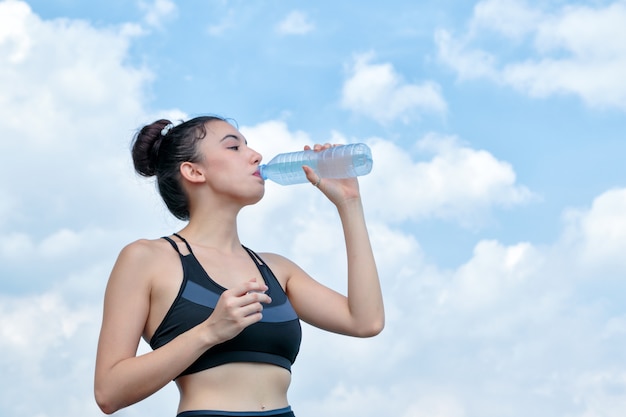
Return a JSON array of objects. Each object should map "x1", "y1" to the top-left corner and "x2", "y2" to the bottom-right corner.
[{"x1": 94, "y1": 115, "x2": 384, "y2": 417}]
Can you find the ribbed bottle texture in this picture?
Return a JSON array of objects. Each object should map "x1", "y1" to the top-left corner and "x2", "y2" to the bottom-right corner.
[{"x1": 259, "y1": 143, "x2": 373, "y2": 185}]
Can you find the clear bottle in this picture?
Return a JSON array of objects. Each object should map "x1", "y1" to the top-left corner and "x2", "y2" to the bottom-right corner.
[{"x1": 259, "y1": 143, "x2": 373, "y2": 185}]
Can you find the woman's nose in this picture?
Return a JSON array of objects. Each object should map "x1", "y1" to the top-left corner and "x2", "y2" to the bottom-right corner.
[{"x1": 250, "y1": 148, "x2": 262, "y2": 164}]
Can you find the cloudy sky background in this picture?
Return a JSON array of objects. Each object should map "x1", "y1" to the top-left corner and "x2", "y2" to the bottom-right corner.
[{"x1": 1, "y1": 0, "x2": 625, "y2": 416}]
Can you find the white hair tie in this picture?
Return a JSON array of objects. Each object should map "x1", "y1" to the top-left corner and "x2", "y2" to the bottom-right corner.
[{"x1": 161, "y1": 123, "x2": 174, "y2": 137}]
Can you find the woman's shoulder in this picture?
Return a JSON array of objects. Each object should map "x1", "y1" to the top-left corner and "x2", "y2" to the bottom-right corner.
[
  {"x1": 253, "y1": 251, "x2": 304, "y2": 276},
  {"x1": 108, "y1": 237, "x2": 179, "y2": 287},
  {"x1": 121, "y1": 237, "x2": 169, "y2": 254},
  {"x1": 254, "y1": 250, "x2": 289, "y2": 264},
  {"x1": 115, "y1": 237, "x2": 175, "y2": 268}
]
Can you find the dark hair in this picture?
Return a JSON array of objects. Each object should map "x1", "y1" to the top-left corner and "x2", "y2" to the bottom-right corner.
[{"x1": 131, "y1": 115, "x2": 227, "y2": 220}]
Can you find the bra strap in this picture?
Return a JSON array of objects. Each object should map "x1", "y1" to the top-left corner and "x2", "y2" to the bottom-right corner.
[
  {"x1": 173, "y1": 233, "x2": 194, "y2": 254},
  {"x1": 161, "y1": 236, "x2": 181, "y2": 254},
  {"x1": 243, "y1": 246, "x2": 265, "y2": 267}
]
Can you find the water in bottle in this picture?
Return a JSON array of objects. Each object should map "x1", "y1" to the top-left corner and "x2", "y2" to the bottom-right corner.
[{"x1": 259, "y1": 143, "x2": 373, "y2": 185}]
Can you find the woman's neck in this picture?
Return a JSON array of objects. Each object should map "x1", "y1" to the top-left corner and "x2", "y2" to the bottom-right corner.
[{"x1": 179, "y1": 207, "x2": 242, "y2": 252}]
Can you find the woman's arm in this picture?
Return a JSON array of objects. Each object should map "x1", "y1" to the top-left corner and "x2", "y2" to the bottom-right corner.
[
  {"x1": 94, "y1": 240, "x2": 270, "y2": 414},
  {"x1": 282, "y1": 144, "x2": 384, "y2": 337}
]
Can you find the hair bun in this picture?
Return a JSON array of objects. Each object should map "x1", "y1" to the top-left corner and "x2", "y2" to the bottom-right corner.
[{"x1": 131, "y1": 119, "x2": 172, "y2": 177}]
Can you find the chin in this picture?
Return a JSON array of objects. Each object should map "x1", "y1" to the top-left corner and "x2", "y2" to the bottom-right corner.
[{"x1": 243, "y1": 189, "x2": 265, "y2": 206}]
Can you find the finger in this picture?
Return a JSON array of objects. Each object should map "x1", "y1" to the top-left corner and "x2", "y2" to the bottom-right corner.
[
  {"x1": 310, "y1": 143, "x2": 335, "y2": 152},
  {"x1": 242, "y1": 301, "x2": 265, "y2": 318},
  {"x1": 231, "y1": 280, "x2": 268, "y2": 297},
  {"x1": 243, "y1": 291, "x2": 272, "y2": 305},
  {"x1": 245, "y1": 277, "x2": 267, "y2": 295},
  {"x1": 301, "y1": 165, "x2": 321, "y2": 186}
]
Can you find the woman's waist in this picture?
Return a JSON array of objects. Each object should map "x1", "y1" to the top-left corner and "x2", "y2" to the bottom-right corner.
[
  {"x1": 176, "y1": 363, "x2": 291, "y2": 413},
  {"x1": 177, "y1": 406, "x2": 295, "y2": 417}
]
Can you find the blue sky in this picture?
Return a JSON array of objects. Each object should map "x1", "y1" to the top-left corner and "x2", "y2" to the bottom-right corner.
[{"x1": 1, "y1": 1, "x2": 625, "y2": 416}]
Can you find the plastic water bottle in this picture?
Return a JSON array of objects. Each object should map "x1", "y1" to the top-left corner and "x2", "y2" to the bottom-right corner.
[{"x1": 259, "y1": 143, "x2": 373, "y2": 185}]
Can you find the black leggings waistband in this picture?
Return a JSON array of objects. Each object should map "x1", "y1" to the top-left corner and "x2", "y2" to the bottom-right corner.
[{"x1": 177, "y1": 406, "x2": 294, "y2": 417}]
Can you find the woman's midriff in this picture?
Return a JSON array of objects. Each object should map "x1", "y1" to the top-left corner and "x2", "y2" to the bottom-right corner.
[{"x1": 175, "y1": 362, "x2": 292, "y2": 413}]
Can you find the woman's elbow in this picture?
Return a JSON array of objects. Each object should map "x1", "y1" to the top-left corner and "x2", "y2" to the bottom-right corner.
[
  {"x1": 355, "y1": 317, "x2": 385, "y2": 338},
  {"x1": 94, "y1": 385, "x2": 120, "y2": 415}
]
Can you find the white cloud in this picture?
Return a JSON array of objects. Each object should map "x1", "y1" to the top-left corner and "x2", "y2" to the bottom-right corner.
[
  {"x1": 0, "y1": 0, "x2": 175, "y2": 237},
  {"x1": 435, "y1": 29, "x2": 498, "y2": 80},
  {"x1": 0, "y1": 1, "x2": 179, "y2": 299},
  {"x1": 436, "y1": 0, "x2": 626, "y2": 110},
  {"x1": 0, "y1": 1, "x2": 149, "y2": 151},
  {"x1": 561, "y1": 188, "x2": 626, "y2": 269},
  {"x1": 276, "y1": 10, "x2": 315, "y2": 35},
  {"x1": 470, "y1": 0, "x2": 542, "y2": 40},
  {"x1": 364, "y1": 133, "x2": 532, "y2": 225},
  {"x1": 241, "y1": 119, "x2": 313, "y2": 160},
  {"x1": 365, "y1": 190, "x2": 626, "y2": 417},
  {"x1": 341, "y1": 52, "x2": 447, "y2": 124},
  {"x1": 0, "y1": 292, "x2": 93, "y2": 353},
  {"x1": 0, "y1": 189, "x2": 16, "y2": 228},
  {"x1": 402, "y1": 394, "x2": 466, "y2": 417},
  {"x1": 570, "y1": 371, "x2": 626, "y2": 417},
  {"x1": 0, "y1": 291, "x2": 100, "y2": 416},
  {"x1": 0, "y1": 0, "x2": 32, "y2": 62},
  {"x1": 439, "y1": 240, "x2": 544, "y2": 314},
  {"x1": 0, "y1": 227, "x2": 118, "y2": 261},
  {"x1": 298, "y1": 382, "x2": 404, "y2": 416},
  {"x1": 0, "y1": 232, "x2": 33, "y2": 259}
]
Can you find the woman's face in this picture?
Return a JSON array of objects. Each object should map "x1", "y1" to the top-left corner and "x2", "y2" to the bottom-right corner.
[{"x1": 193, "y1": 120, "x2": 265, "y2": 204}]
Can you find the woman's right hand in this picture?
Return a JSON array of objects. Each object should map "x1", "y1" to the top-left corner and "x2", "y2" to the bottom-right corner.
[{"x1": 204, "y1": 279, "x2": 272, "y2": 344}]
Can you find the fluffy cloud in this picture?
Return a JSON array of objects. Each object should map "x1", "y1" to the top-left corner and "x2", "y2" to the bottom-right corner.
[
  {"x1": 0, "y1": 1, "x2": 178, "y2": 277},
  {"x1": 436, "y1": 0, "x2": 626, "y2": 110},
  {"x1": 0, "y1": 291, "x2": 100, "y2": 416},
  {"x1": 365, "y1": 133, "x2": 532, "y2": 225},
  {"x1": 288, "y1": 186, "x2": 626, "y2": 417},
  {"x1": 0, "y1": 2, "x2": 147, "y2": 149},
  {"x1": 341, "y1": 52, "x2": 447, "y2": 124},
  {"x1": 561, "y1": 188, "x2": 626, "y2": 270}
]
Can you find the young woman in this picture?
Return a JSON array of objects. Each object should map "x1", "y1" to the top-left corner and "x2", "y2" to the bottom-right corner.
[{"x1": 94, "y1": 116, "x2": 384, "y2": 417}]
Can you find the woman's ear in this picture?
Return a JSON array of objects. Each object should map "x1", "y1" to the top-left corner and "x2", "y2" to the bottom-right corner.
[{"x1": 180, "y1": 161, "x2": 206, "y2": 184}]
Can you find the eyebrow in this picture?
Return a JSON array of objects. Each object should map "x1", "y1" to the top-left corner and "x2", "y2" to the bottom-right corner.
[{"x1": 221, "y1": 134, "x2": 247, "y2": 144}]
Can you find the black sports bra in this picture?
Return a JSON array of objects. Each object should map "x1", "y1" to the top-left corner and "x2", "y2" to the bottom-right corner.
[{"x1": 149, "y1": 234, "x2": 302, "y2": 378}]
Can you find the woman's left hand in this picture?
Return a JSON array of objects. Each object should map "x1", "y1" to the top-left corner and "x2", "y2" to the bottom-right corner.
[{"x1": 302, "y1": 143, "x2": 362, "y2": 206}]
